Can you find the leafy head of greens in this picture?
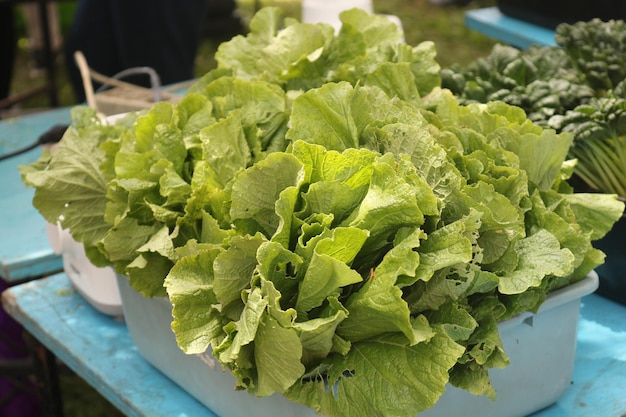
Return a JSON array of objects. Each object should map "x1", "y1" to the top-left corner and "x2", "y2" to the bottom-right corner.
[{"x1": 164, "y1": 83, "x2": 623, "y2": 416}]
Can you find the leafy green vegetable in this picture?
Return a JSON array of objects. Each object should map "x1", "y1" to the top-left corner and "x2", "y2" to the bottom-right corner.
[
  {"x1": 165, "y1": 83, "x2": 623, "y2": 416},
  {"x1": 555, "y1": 19, "x2": 626, "y2": 93},
  {"x1": 20, "y1": 7, "x2": 625, "y2": 417},
  {"x1": 212, "y1": 7, "x2": 439, "y2": 101},
  {"x1": 549, "y1": 93, "x2": 626, "y2": 197},
  {"x1": 441, "y1": 44, "x2": 594, "y2": 127},
  {"x1": 442, "y1": 19, "x2": 626, "y2": 198},
  {"x1": 19, "y1": 108, "x2": 138, "y2": 266},
  {"x1": 166, "y1": 141, "x2": 467, "y2": 415}
]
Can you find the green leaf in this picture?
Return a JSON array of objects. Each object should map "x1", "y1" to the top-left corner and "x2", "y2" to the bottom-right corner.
[
  {"x1": 102, "y1": 216, "x2": 162, "y2": 264},
  {"x1": 165, "y1": 248, "x2": 224, "y2": 354},
  {"x1": 287, "y1": 82, "x2": 361, "y2": 150},
  {"x1": 498, "y1": 229, "x2": 575, "y2": 294},
  {"x1": 216, "y1": 7, "x2": 333, "y2": 89},
  {"x1": 136, "y1": 225, "x2": 176, "y2": 260},
  {"x1": 255, "y1": 314, "x2": 305, "y2": 396},
  {"x1": 126, "y1": 252, "x2": 173, "y2": 298},
  {"x1": 295, "y1": 228, "x2": 368, "y2": 314},
  {"x1": 293, "y1": 297, "x2": 349, "y2": 365},
  {"x1": 200, "y1": 76, "x2": 288, "y2": 154},
  {"x1": 382, "y1": 122, "x2": 462, "y2": 205},
  {"x1": 216, "y1": 287, "x2": 268, "y2": 364},
  {"x1": 563, "y1": 193, "x2": 625, "y2": 240},
  {"x1": 363, "y1": 62, "x2": 420, "y2": 103},
  {"x1": 377, "y1": 226, "x2": 425, "y2": 288},
  {"x1": 230, "y1": 152, "x2": 304, "y2": 237},
  {"x1": 414, "y1": 213, "x2": 477, "y2": 283},
  {"x1": 425, "y1": 301, "x2": 478, "y2": 342},
  {"x1": 493, "y1": 126, "x2": 573, "y2": 191},
  {"x1": 256, "y1": 240, "x2": 303, "y2": 300},
  {"x1": 449, "y1": 362, "x2": 496, "y2": 399},
  {"x1": 286, "y1": 328, "x2": 465, "y2": 417},
  {"x1": 199, "y1": 111, "x2": 250, "y2": 187},
  {"x1": 213, "y1": 234, "x2": 267, "y2": 307},
  {"x1": 21, "y1": 118, "x2": 120, "y2": 246},
  {"x1": 343, "y1": 157, "x2": 427, "y2": 260},
  {"x1": 337, "y1": 270, "x2": 417, "y2": 344}
]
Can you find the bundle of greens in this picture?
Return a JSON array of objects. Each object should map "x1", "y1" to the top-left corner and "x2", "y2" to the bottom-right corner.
[
  {"x1": 548, "y1": 84, "x2": 626, "y2": 197},
  {"x1": 440, "y1": 44, "x2": 594, "y2": 127},
  {"x1": 21, "y1": 8, "x2": 624, "y2": 417},
  {"x1": 555, "y1": 19, "x2": 626, "y2": 93},
  {"x1": 442, "y1": 19, "x2": 626, "y2": 199}
]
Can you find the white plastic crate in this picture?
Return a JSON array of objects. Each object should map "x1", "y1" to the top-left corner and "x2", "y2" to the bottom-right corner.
[{"x1": 116, "y1": 272, "x2": 598, "y2": 417}]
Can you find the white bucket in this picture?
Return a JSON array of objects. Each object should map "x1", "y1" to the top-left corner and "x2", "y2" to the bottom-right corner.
[
  {"x1": 301, "y1": 0, "x2": 374, "y2": 30},
  {"x1": 46, "y1": 222, "x2": 122, "y2": 317}
]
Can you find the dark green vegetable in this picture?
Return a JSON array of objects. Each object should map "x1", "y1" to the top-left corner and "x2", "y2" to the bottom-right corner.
[
  {"x1": 441, "y1": 44, "x2": 594, "y2": 127},
  {"x1": 549, "y1": 85, "x2": 626, "y2": 196},
  {"x1": 555, "y1": 19, "x2": 626, "y2": 93}
]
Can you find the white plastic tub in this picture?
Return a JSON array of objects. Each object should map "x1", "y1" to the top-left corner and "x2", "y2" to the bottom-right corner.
[
  {"x1": 116, "y1": 274, "x2": 314, "y2": 417},
  {"x1": 420, "y1": 272, "x2": 599, "y2": 417},
  {"x1": 116, "y1": 272, "x2": 598, "y2": 417},
  {"x1": 47, "y1": 222, "x2": 122, "y2": 317}
]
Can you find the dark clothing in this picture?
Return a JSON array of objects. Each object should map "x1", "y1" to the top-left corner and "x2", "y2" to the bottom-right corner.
[
  {"x1": 64, "y1": 0, "x2": 209, "y2": 102},
  {"x1": 1, "y1": 5, "x2": 16, "y2": 101},
  {"x1": 0, "y1": 280, "x2": 41, "y2": 417}
]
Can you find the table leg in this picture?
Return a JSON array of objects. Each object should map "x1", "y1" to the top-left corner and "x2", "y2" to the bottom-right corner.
[{"x1": 26, "y1": 335, "x2": 65, "y2": 417}]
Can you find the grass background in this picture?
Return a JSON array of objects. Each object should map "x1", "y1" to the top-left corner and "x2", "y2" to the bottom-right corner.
[{"x1": 8, "y1": 0, "x2": 495, "y2": 415}]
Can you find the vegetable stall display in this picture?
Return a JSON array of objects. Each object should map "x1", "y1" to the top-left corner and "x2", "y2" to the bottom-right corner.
[
  {"x1": 442, "y1": 18, "x2": 626, "y2": 198},
  {"x1": 20, "y1": 8, "x2": 625, "y2": 417}
]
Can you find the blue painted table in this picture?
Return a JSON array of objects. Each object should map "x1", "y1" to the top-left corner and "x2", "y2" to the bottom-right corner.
[
  {"x1": 2, "y1": 273, "x2": 625, "y2": 417},
  {"x1": 1, "y1": 273, "x2": 217, "y2": 417},
  {"x1": 465, "y1": 7, "x2": 556, "y2": 49},
  {"x1": 0, "y1": 108, "x2": 69, "y2": 282}
]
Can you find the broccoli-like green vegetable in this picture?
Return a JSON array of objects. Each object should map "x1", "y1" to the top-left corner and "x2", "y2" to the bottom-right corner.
[
  {"x1": 441, "y1": 44, "x2": 594, "y2": 127},
  {"x1": 555, "y1": 19, "x2": 626, "y2": 93}
]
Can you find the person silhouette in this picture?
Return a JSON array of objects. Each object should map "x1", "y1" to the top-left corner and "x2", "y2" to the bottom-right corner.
[{"x1": 64, "y1": 0, "x2": 209, "y2": 102}]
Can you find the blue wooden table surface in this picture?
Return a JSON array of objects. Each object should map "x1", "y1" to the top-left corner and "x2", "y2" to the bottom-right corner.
[
  {"x1": 0, "y1": 108, "x2": 69, "y2": 282},
  {"x1": 1, "y1": 273, "x2": 217, "y2": 417},
  {"x1": 529, "y1": 294, "x2": 626, "y2": 416},
  {"x1": 465, "y1": 7, "x2": 557, "y2": 49},
  {"x1": 2, "y1": 272, "x2": 625, "y2": 417}
]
